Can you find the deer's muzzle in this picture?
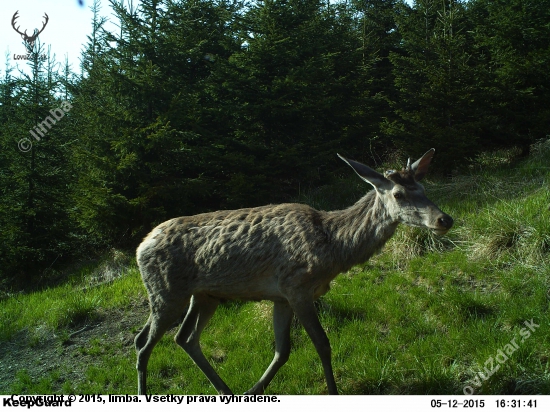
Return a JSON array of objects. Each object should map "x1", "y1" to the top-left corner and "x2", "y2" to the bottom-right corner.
[{"x1": 433, "y1": 214, "x2": 453, "y2": 235}]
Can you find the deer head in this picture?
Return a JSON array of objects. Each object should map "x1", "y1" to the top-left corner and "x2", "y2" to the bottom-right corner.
[
  {"x1": 11, "y1": 11, "x2": 49, "y2": 50},
  {"x1": 338, "y1": 149, "x2": 454, "y2": 235}
]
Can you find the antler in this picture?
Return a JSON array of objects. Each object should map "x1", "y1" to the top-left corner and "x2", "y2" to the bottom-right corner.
[
  {"x1": 27, "y1": 13, "x2": 49, "y2": 43},
  {"x1": 36, "y1": 13, "x2": 49, "y2": 37},
  {"x1": 11, "y1": 11, "x2": 28, "y2": 38}
]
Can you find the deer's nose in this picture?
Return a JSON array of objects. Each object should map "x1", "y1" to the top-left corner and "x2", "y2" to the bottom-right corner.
[{"x1": 438, "y1": 215, "x2": 454, "y2": 229}]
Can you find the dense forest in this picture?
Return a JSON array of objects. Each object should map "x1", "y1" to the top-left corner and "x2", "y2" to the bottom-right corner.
[{"x1": 1, "y1": 0, "x2": 549, "y2": 290}]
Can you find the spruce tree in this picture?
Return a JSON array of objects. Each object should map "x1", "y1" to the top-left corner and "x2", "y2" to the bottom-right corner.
[{"x1": 385, "y1": 0, "x2": 480, "y2": 170}]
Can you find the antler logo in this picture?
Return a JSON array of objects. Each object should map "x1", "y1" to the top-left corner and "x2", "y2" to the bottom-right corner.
[{"x1": 11, "y1": 11, "x2": 49, "y2": 50}]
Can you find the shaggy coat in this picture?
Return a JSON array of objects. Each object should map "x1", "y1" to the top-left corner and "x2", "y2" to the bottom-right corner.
[{"x1": 134, "y1": 149, "x2": 453, "y2": 395}]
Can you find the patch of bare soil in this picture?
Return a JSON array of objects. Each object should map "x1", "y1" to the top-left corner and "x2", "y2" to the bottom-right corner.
[{"x1": 0, "y1": 301, "x2": 149, "y2": 394}]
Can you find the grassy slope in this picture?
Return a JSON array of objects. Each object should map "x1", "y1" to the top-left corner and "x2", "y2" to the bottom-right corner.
[{"x1": 1, "y1": 143, "x2": 549, "y2": 394}]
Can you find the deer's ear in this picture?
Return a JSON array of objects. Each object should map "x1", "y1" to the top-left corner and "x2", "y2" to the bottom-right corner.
[
  {"x1": 338, "y1": 154, "x2": 391, "y2": 190},
  {"x1": 410, "y1": 148, "x2": 435, "y2": 181}
]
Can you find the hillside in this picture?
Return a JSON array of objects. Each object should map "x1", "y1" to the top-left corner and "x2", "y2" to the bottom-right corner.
[{"x1": 0, "y1": 142, "x2": 549, "y2": 394}]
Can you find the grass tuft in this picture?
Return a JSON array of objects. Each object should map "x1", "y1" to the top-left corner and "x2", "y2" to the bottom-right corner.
[{"x1": 465, "y1": 190, "x2": 550, "y2": 265}]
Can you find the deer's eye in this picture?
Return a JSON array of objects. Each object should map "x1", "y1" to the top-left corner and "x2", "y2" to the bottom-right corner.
[{"x1": 393, "y1": 192, "x2": 403, "y2": 199}]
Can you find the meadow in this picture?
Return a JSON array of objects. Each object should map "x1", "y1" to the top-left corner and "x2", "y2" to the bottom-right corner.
[{"x1": 1, "y1": 142, "x2": 549, "y2": 394}]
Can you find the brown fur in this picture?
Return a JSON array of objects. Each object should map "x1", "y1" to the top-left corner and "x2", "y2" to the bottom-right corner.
[{"x1": 137, "y1": 191, "x2": 391, "y2": 303}]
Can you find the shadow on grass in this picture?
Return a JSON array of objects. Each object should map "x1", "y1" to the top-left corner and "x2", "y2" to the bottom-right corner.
[
  {"x1": 500, "y1": 375, "x2": 550, "y2": 395},
  {"x1": 463, "y1": 302, "x2": 495, "y2": 319},
  {"x1": 315, "y1": 299, "x2": 368, "y2": 324},
  {"x1": 346, "y1": 376, "x2": 462, "y2": 394}
]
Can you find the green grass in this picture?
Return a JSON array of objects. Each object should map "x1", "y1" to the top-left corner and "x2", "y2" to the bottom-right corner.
[
  {"x1": 1, "y1": 142, "x2": 550, "y2": 394},
  {"x1": 0, "y1": 266, "x2": 145, "y2": 343}
]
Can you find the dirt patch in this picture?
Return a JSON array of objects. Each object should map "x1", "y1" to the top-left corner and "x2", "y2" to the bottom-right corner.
[{"x1": 0, "y1": 302, "x2": 149, "y2": 394}]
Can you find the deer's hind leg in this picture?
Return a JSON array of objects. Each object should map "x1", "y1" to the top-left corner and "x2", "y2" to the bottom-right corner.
[
  {"x1": 135, "y1": 295, "x2": 191, "y2": 395},
  {"x1": 175, "y1": 293, "x2": 232, "y2": 394}
]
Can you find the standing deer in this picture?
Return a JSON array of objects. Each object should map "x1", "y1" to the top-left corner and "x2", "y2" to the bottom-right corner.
[{"x1": 135, "y1": 148, "x2": 453, "y2": 395}]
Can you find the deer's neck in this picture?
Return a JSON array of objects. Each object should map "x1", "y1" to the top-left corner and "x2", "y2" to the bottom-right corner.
[{"x1": 324, "y1": 191, "x2": 398, "y2": 272}]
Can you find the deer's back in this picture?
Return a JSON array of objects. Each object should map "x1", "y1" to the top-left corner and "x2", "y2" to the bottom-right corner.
[{"x1": 136, "y1": 203, "x2": 335, "y2": 301}]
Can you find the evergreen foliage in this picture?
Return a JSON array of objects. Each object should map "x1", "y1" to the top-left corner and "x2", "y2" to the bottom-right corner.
[{"x1": 0, "y1": 0, "x2": 548, "y2": 287}]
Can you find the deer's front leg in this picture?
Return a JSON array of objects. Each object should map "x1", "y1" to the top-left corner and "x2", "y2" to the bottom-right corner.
[
  {"x1": 245, "y1": 300, "x2": 293, "y2": 394},
  {"x1": 289, "y1": 297, "x2": 338, "y2": 394}
]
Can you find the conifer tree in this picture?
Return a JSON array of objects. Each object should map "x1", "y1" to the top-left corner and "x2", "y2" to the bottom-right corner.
[
  {"x1": 385, "y1": 0, "x2": 480, "y2": 169},
  {"x1": 0, "y1": 41, "x2": 75, "y2": 287},
  {"x1": 469, "y1": 0, "x2": 550, "y2": 154}
]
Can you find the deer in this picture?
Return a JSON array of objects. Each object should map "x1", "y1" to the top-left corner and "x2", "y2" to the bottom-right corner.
[{"x1": 134, "y1": 148, "x2": 453, "y2": 395}]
